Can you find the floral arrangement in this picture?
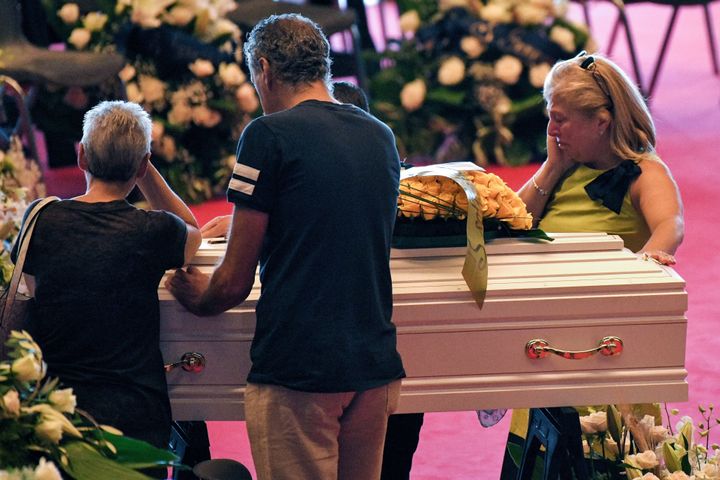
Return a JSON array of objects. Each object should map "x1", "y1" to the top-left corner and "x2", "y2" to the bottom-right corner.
[
  {"x1": 0, "y1": 136, "x2": 44, "y2": 289},
  {"x1": 397, "y1": 169, "x2": 533, "y2": 230},
  {"x1": 41, "y1": 0, "x2": 260, "y2": 203},
  {"x1": 578, "y1": 404, "x2": 720, "y2": 479},
  {"x1": 1, "y1": 330, "x2": 179, "y2": 479},
  {"x1": 368, "y1": 0, "x2": 593, "y2": 166}
]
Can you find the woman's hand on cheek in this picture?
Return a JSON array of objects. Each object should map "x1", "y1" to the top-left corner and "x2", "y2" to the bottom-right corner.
[{"x1": 546, "y1": 135, "x2": 574, "y2": 173}]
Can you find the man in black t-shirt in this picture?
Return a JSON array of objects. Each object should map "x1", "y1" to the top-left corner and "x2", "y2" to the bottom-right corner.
[{"x1": 168, "y1": 14, "x2": 405, "y2": 480}]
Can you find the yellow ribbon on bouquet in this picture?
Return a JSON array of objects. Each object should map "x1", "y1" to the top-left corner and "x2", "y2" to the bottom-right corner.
[{"x1": 399, "y1": 162, "x2": 487, "y2": 308}]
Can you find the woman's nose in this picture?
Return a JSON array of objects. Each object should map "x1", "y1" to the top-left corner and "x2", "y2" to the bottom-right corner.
[{"x1": 547, "y1": 120, "x2": 558, "y2": 137}]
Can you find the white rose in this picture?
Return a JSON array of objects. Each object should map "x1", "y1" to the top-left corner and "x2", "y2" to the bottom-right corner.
[
  {"x1": 192, "y1": 105, "x2": 222, "y2": 128},
  {"x1": 49, "y1": 388, "x2": 76, "y2": 414},
  {"x1": 235, "y1": 83, "x2": 259, "y2": 113},
  {"x1": 480, "y1": 4, "x2": 512, "y2": 23},
  {"x1": 208, "y1": 18, "x2": 241, "y2": 42},
  {"x1": 460, "y1": 36, "x2": 485, "y2": 59},
  {"x1": 165, "y1": 6, "x2": 195, "y2": 26},
  {"x1": 12, "y1": 354, "x2": 44, "y2": 381},
  {"x1": 219, "y1": 63, "x2": 246, "y2": 88},
  {"x1": 399, "y1": 10, "x2": 421, "y2": 34},
  {"x1": 438, "y1": 56, "x2": 465, "y2": 86},
  {"x1": 552, "y1": 0, "x2": 569, "y2": 16},
  {"x1": 634, "y1": 449, "x2": 659, "y2": 468},
  {"x1": 514, "y1": 5, "x2": 548, "y2": 25},
  {"x1": 494, "y1": 55, "x2": 523, "y2": 85},
  {"x1": 160, "y1": 135, "x2": 177, "y2": 159},
  {"x1": 26, "y1": 404, "x2": 82, "y2": 439},
  {"x1": 82, "y1": 12, "x2": 108, "y2": 32},
  {"x1": 579, "y1": 411, "x2": 607, "y2": 434},
  {"x1": 151, "y1": 121, "x2": 165, "y2": 143},
  {"x1": 68, "y1": 28, "x2": 91, "y2": 50},
  {"x1": 701, "y1": 464, "x2": 720, "y2": 478},
  {"x1": 168, "y1": 103, "x2": 193, "y2": 126},
  {"x1": 550, "y1": 26, "x2": 576, "y2": 52},
  {"x1": 118, "y1": 64, "x2": 136, "y2": 82},
  {"x1": 400, "y1": 78, "x2": 426, "y2": 112},
  {"x1": 35, "y1": 419, "x2": 64, "y2": 443},
  {"x1": 189, "y1": 59, "x2": 215, "y2": 78},
  {"x1": 131, "y1": 0, "x2": 175, "y2": 28},
  {"x1": 34, "y1": 458, "x2": 63, "y2": 480},
  {"x1": 640, "y1": 473, "x2": 660, "y2": 480},
  {"x1": 139, "y1": 75, "x2": 166, "y2": 104},
  {"x1": 650, "y1": 425, "x2": 669, "y2": 444},
  {"x1": 667, "y1": 472, "x2": 692, "y2": 480},
  {"x1": 1, "y1": 389, "x2": 20, "y2": 416},
  {"x1": 57, "y1": 3, "x2": 79, "y2": 24},
  {"x1": 125, "y1": 82, "x2": 143, "y2": 104},
  {"x1": 439, "y1": 0, "x2": 470, "y2": 11},
  {"x1": 529, "y1": 63, "x2": 551, "y2": 88}
]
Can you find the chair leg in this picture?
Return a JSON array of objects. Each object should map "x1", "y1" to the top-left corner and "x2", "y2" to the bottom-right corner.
[
  {"x1": 611, "y1": 8, "x2": 646, "y2": 97},
  {"x1": 350, "y1": 24, "x2": 369, "y2": 92},
  {"x1": 647, "y1": 6, "x2": 680, "y2": 98},
  {"x1": 703, "y1": 4, "x2": 719, "y2": 75}
]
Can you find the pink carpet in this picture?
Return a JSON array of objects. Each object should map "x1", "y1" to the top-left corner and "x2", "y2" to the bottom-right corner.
[{"x1": 42, "y1": 4, "x2": 720, "y2": 478}]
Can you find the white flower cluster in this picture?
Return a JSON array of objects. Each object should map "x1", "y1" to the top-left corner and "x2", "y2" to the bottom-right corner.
[{"x1": 578, "y1": 407, "x2": 720, "y2": 480}]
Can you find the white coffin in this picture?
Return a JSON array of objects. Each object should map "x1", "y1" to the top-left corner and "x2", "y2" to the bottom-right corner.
[{"x1": 159, "y1": 232, "x2": 688, "y2": 421}]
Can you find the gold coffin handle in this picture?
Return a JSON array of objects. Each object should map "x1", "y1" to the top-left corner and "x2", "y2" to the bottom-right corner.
[
  {"x1": 525, "y1": 336, "x2": 624, "y2": 360},
  {"x1": 164, "y1": 352, "x2": 206, "y2": 373}
]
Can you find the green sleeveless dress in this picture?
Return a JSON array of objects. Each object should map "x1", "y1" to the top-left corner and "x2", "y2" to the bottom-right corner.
[{"x1": 538, "y1": 164, "x2": 650, "y2": 253}]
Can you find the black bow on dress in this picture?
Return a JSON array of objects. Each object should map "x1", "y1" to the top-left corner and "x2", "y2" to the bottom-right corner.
[{"x1": 584, "y1": 160, "x2": 641, "y2": 214}]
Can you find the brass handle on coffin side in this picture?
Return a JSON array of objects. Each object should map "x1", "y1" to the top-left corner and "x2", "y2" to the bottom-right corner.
[
  {"x1": 525, "y1": 336, "x2": 623, "y2": 360},
  {"x1": 164, "y1": 352, "x2": 206, "y2": 373}
]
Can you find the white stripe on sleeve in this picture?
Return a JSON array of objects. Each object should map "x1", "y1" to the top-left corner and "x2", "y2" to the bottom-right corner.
[
  {"x1": 233, "y1": 163, "x2": 261, "y2": 181},
  {"x1": 228, "y1": 177, "x2": 255, "y2": 195}
]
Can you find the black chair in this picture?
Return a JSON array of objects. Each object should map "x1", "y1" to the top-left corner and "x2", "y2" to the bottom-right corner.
[
  {"x1": 0, "y1": 0, "x2": 124, "y2": 87},
  {"x1": 226, "y1": 0, "x2": 368, "y2": 90},
  {"x1": 569, "y1": 0, "x2": 647, "y2": 95},
  {"x1": 518, "y1": 407, "x2": 589, "y2": 480},
  {"x1": 606, "y1": 0, "x2": 718, "y2": 98}
]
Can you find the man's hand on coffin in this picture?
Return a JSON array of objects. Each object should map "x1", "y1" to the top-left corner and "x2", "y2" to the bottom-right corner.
[
  {"x1": 201, "y1": 215, "x2": 232, "y2": 238},
  {"x1": 166, "y1": 265, "x2": 211, "y2": 315}
]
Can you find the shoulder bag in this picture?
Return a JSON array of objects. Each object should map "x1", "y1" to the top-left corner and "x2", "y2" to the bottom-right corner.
[{"x1": 0, "y1": 196, "x2": 60, "y2": 359}]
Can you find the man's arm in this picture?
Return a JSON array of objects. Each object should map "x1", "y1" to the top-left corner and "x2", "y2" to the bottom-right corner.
[
  {"x1": 166, "y1": 205, "x2": 268, "y2": 316},
  {"x1": 136, "y1": 161, "x2": 202, "y2": 264}
]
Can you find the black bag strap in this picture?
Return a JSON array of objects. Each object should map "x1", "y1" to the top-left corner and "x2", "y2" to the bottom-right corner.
[{"x1": 1, "y1": 196, "x2": 60, "y2": 329}]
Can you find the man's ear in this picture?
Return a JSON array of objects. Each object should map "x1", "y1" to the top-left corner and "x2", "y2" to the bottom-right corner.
[
  {"x1": 258, "y1": 57, "x2": 272, "y2": 88},
  {"x1": 136, "y1": 153, "x2": 150, "y2": 179},
  {"x1": 77, "y1": 143, "x2": 88, "y2": 171}
]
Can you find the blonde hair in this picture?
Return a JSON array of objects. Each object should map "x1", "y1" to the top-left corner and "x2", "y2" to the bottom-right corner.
[
  {"x1": 81, "y1": 101, "x2": 152, "y2": 182},
  {"x1": 543, "y1": 53, "x2": 656, "y2": 163}
]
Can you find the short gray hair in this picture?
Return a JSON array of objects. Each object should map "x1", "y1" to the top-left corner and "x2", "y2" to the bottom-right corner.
[
  {"x1": 81, "y1": 101, "x2": 152, "y2": 182},
  {"x1": 243, "y1": 14, "x2": 332, "y2": 87}
]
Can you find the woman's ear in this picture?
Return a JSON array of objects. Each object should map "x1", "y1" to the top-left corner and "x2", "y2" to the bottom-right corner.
[
  {"x1": 596, "y1": 110, "x2": 612, "y2": 136},
  {"x1": 77, "y1": 143, "x2": 88, "y2": 171},
  {"x1": 136, "y1": 153, "x2": 150, "y2": 179}
]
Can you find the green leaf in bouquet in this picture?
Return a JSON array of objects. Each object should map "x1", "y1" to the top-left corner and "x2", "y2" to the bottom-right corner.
[
  {"x1": 99, "y1": 431, "x2": 180, "y2": 469},
  {"x1": 509, "y1": 93, "x2": 545, "y2": 116},
  {"x1": 663, "y1": 440, "x2": 684, "y2": 472},
  {"x1": 425, "y1": 87, "x2": 466, "y2": 107},
  {"x1": 482, "y1": 218, "x2": 553, "y2": 242},
  {"x1": 606, "y1": 404, "x2": 622, "y2": 447},
  {"x1": 62, "y1": 440, "x2": 158, "y2": 480}
]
